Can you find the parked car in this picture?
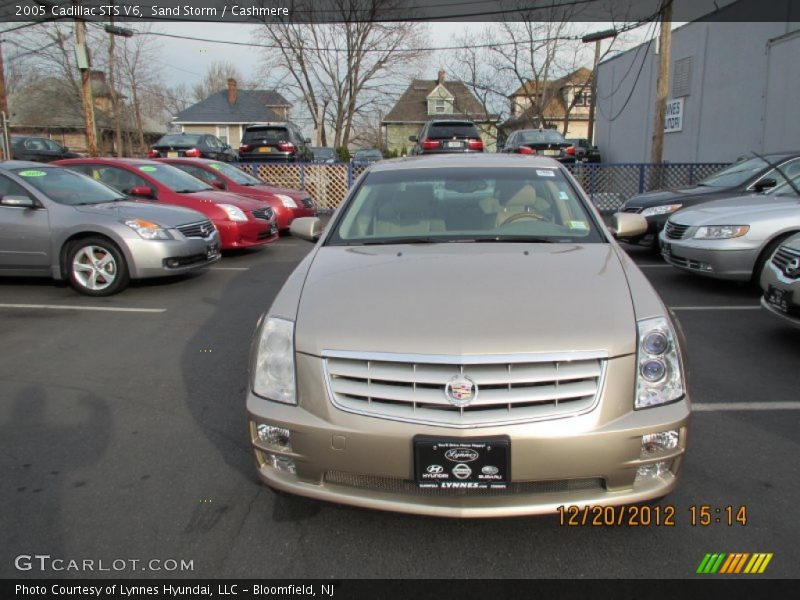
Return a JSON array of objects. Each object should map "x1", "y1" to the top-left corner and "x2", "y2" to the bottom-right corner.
[
  {"x1": 247, "y1": 154, "x2": 688, "y2": 517},
  {"x1": 310, "y1": 147, "x2": 336, "y2": 163},
  {"x1": 54, "y1": 158, "x2": 278, "y2": 251},
  {"x1": 500, "y1": 129, "x2": 576, "y2": 163},
  {"x1": 0, "y1": 161, "x2": 220, "y2": 296},
  {"x1": 10, "y1": 136, "x2": 80, "y2": 162},
  {"x1": 408, "y1": 120, "x2": 484, "y2": 155},
  {"x1": 158, "y1": 158, "x2": 317, "y2": 232},
  {"x1": 620, "y1": 152, "x2": 800, "y2": 247},
  {"x1": 238, "y1": 123, "x2": 313, "y2": 163},
  {"x1": 147, "y1": 132, "x2": 237, "y2": 162},
  {"x1": 658, "y1": 174, "x2": 800, "y2": 282},
  {"x1": 566, "y1": 138, "x2": 601, "y2": 163},
  {"x1": 760, "y1": 233, "x2": 800, "y2": 327},
  {"x1": 352, "y1": 148, "x2": 383, "y2": 164}
]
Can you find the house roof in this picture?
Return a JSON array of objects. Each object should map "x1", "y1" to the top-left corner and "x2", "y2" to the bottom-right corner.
[
  {"x1": 383, "y1": 78, "x2": 498, "y2": 124},
  {"x1": 509, "y1": 67, "x2": 593, "y2": 98},
  {"x1": 173, "y1": 89, "x2": 290, "y2": 124}
]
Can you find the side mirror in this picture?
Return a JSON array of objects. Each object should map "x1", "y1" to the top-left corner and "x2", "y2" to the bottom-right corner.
[
  {"x1": 290, "y1": 216, "x2": 322, "y2": 242},
  {"x1": 753, "y1": 178, "x2": 776, "y2": 192},
  {"x1": 129, "y1": 186, "x2": 154, "y2": 198},
  {"x1": 408, "y1": 135, "x2": 418, "y2": 143},
  {"x1": 210, "y1": 180, "x2": 225, "y2": 190},
  {"x1": 610, "y1": 212, "x2": 648, "y2": 238},
  {"x1": 1, "y1": 195, "x2": 36, "y2": 208}
]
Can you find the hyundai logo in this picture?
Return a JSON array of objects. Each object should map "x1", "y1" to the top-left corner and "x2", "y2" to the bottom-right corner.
[{"x1": 426, "y1": 464, "x2": 444, "y2": 474}]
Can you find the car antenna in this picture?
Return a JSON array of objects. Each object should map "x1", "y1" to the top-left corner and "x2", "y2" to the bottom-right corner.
[{"x1": 751, "y1": 151, "x2": 800, "y2": 196}]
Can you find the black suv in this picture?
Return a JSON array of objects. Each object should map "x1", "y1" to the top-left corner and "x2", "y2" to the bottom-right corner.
[
  {"x1": 409, "y1": 120, "x2": 484, "y2": 155},
  {"x1": 239, "y1": 123, "x2": 313, "y2": 162}
]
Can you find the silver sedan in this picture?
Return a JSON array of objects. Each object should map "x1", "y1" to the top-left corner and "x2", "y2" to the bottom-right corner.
[
  {"x1": 760, "y1": 233, "x2": 800, "y2": 327},
  {"x1": 0, "y1": 161, "x2": 220, "y2": 295},
  {"x1": 658, "y1": 179, "x2": 800, "y2": 282}
]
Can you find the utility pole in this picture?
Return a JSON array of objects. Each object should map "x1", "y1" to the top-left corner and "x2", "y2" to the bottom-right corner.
[
  {"x1": 582, "y1": 28, "x2": 617, "y2": 146},
  {"x1": 105, "y1": 17, "x2": 133, "y2": 157},
  {"x1": 0, "y1": 38, "x2": 9, "y2": 159},
  {"x1": 74, "y1": 1, "x2": 98, "y2": 156},
  {"x1": 650, "y1": 0, "x2": 673, "y2": 167}
]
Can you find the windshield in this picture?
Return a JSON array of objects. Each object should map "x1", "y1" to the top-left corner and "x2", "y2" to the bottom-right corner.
[
  {"x1": 313, "y1": 148, "x2": 335, "y2": 158},
  {"x1": 12, "y1": 167, "x2": 123, "y2": 205},
  {"x1": 518, "y1": 130, "x2": 567, "y2": 144},
  {"x1": 243, "y1": 127, "x2": 289, "y2": 143},
  {"x1": 156, "y1": 134, "x2": 202, "y2": 147},
  {"x1": 137, "y1": 163, "x2": 213, "y2": 192},
  {"x1": 427, "y1": 123, "x2": 479, "y2": 139},
  {"x1": 328, "y1": 167, "x2": 604, "y2": 245},
  {"x1": 205, "y1": 161, "x2": 262, "y2": 185},
  {"x1": 699, "y1": 157, "x2": 769, "y2": 188}
]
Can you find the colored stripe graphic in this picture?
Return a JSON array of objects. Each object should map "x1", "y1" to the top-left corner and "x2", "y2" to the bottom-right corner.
[{"x1": 699, "y1": 553, "x2": 773, "y2": 574}]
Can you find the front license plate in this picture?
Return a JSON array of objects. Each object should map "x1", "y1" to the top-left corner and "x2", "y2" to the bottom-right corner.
[
  {"x1": 167, "y1": 152, "x2": 178, "y2": 158},
  {"x1": 414, "y1": 437, "x2": 510, "y2": 489},
  {"x1": 765, "y1": 285, "x2": 791, "y2": 313},
  {"x1": 447, "y1": 141, "x2": 462, "y2": 148},
  {"x1": 206, "y1": 244, "x2": 220, "y2": 260},
  {"x1": 258, "y1": 147, "x2": 271, "y2": 153},
  {"x1": 661, "y1": 241, "x2": 672, "y2": 256}
]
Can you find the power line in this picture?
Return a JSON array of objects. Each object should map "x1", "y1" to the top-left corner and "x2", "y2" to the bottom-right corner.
[{"x1": 595, "y1": 16, "x2": 659, "y2": 101}]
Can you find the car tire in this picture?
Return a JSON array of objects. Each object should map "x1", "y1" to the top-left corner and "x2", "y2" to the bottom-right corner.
[
  {"x1": 66, "y1": 237, "x2": 130, "y2": 296},
  {"x1": 751, "y1": 233, "x2": 797, "y2": 284}
]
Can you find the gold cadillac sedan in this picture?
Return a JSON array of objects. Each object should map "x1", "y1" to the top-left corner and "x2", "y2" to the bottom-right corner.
[{"x1": 247, "y1": 154, "x2": 690, "y2": 517}]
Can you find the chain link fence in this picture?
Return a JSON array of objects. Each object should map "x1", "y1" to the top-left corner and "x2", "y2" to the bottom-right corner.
[{"x1": 235, "y1": 162, "x2": 730, "y2": 214}]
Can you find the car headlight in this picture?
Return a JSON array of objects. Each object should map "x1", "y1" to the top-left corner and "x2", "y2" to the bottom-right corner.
[
  {"x1": 275, "y1": 194, "x2": 298, "y2": 208},
  {"x1": 123, "y1": 218, "x2": 172, "y2": 240},
  {"x1": 636, "y1": 316, "x2": 684, "y2": 409},
  {"x1": 218, "y1": 203, "x2": 248, "y2": 222},
  {"x1": 640, "y1": 204, "x2": 683, "y2": 217},
  {"x1": 693, "y1": 225, "x2": 749, "y2": 240},
  {"x1": 252, "y1": 317, "x2": 296, "y2": 405}
]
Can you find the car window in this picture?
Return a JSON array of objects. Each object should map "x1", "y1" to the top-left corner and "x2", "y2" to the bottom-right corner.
[
  {"x1": 157, "y1": 134, "x2": 203, "y2": 146},
  {"x1": 44, "y1": 139, "x2": 64, "y2": 152},
  {"x1": 329, "y1": 167, "x2": 604, "y2": 245},
  {"x1": 427, "y1": 122, "x2": 480, "y2": 139},
  {"x1": 203, "y1": 161, "x2": 262, "y2": 185},
  {"x1": 133, "y1": 163, "x2": 213, "y2": 192},
  {"x1": 699, "y1": 157, "x2": 770, "y2": 188},
  {"x1": 0, "y1": 174, "x2": 32, "y2": 199},
  {"x1": 517, "y1": 130, "x2": 567, "y2": 144},
  {"x1": 24, "y1": 138, "x2": 48, "y2": 151},
  {"x1": 79, "y1": 166, "x2": 150, "y2": 193},
  {"x1": 765, "y1": 158, "x2": 800, "y2": 196},
  {"x1": 243, "y1": 127, "x2": 290, "y2": 143},
  {"x1": 174, "y1": 164, "x2": 220, "y2": 185},
  {"x1": 11, "y1": 167, "x2": 123, "y2": 205},
  {"x1": 205, "y1": 136, "x2": 221, "y2": 149}
]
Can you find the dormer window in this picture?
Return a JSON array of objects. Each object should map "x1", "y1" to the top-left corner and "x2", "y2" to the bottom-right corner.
[{"x1": 435, "y1": 99, "x2": 445, "y2": 113}]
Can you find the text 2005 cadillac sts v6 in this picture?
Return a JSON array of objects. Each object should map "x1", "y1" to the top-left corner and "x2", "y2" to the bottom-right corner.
[{"x1": 247, "y1": 154, "x2": 690, "y2": 517}]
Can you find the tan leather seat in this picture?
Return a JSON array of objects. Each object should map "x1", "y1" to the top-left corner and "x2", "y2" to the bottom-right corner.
[{"x1": 494, "y1": 182, "x2": 543, "y2": 227}]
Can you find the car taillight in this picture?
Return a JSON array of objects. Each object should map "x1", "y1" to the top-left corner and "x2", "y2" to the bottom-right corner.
[
  {"x1": 467, "y1": 139, "x2": 484, "y2": 151},
  {"x1": 566, "y1": 146, "x2": 576, "y2": 155},
  {"x1": 239, "y1": 144, "x2": 251, "y2": 152},
  {"x1": 277, "y1": 142, "x2": 295, "y2": 153},
  {"x1": 185, "y1": 147, "x2": 201, "y2": 158},
  {"x1": 518, "y1": 146, "x2": 535, "y2": 155},
  {"x1": 147, "y1": 148, "x2": 159, "y2": 158},
  {"x1": 421, "y1": 139, "x2": 439, "y2": 149}
]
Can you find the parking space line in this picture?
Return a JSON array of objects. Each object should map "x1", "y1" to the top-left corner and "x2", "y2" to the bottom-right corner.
[
  {"x1": 671, "y1": 306, "x2": 760, "y2": 311},
  {"x1": 694, "y1": 402, "x2": 800, "y2": 411},
  {"x1": 210, "y1": 267, "x2": 250, "y2": 271},
  {"x1": 0, "y1": 303, "x2": 166, "y2": 313}
]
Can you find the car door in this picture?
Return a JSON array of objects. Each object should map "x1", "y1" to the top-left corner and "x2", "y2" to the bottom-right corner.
[
  {"x1": 0, "y1": 172, "x2": 51, "y2": 271},
  {"x1": 44, "y1": 139, "x2": 68, "y2": 161}
]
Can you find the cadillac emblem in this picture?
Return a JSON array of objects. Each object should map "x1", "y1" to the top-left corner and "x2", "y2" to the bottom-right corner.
[{"x1": 445, "y1": 374, "x2": 478, "y2": 407}]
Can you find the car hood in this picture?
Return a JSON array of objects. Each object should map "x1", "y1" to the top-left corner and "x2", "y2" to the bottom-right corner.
[
  {"x1": 189, "y1": 190, "x2": 267, "y2": 210},
  {"x1": 295, "y1": 244, "x2": 637, "y2": 358},
  {"x1": 625, "y1": 185, "x2": 728, "y2": 207},
  {"x1": 670, "y1": 195, "x2": 800, "y2": 225},
  {"x1": 72, "y1": 201, "x2": 208, "y2": 227},
  {"x1": 251, "y1": 184, "x2": 308, "y2": 201}
]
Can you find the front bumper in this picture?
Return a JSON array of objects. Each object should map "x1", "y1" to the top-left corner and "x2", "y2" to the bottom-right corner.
[
  {"x1": 659, "y1": 235, "x2": 758, "y2": 281},
  {"x1": 125, "y1": 233, "x2": 221, "y2": 279},
  {"x1": 215, "y1": 218, "x2": 278, "y2": 250},
  {"x1": 247, "y1": 353, "x2": 690, "y2": 518}
]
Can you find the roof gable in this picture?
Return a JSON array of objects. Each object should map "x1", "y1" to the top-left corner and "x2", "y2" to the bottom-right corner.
[{"x1": 383, "y1": 79, "x2": 498, "y2": 124}]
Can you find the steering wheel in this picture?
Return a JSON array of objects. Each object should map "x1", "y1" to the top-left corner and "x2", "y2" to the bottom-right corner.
[{"x1": 500, "y1": 211, "x2": 546, "y2": 226}]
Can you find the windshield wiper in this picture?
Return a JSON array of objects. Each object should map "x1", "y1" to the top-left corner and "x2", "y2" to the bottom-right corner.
[
  {"x1": 473, "y1": 236, "x2": 557, "y2": 243},
  {"x1": 360, "y1": 237, "x2": 441, "y2": 245}
]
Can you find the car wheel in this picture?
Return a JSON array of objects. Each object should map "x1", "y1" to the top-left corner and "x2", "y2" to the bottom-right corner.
[
  {"x1": 67, "y1": 238, "x2": 130, "y2": 296},
  {"x1": 751, "y1": 233, "x2": 797, "y2": 284}
]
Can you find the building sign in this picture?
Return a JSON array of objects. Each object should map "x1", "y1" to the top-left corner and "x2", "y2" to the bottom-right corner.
[{"x1": 665, "y1": 98, "x2": 684, "y2": 133}]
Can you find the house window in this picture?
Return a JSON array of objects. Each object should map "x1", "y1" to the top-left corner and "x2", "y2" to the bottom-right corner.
[
  {"x1": 216, "y1": 125, "x2": 229, "y2": 144},
  {"x1": 435, "y1": 99, "x2": 445, "y2": 113}
]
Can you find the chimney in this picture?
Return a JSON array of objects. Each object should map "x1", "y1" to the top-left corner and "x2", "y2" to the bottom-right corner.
[
  {"x1": 437, "y1": 70, "x2": 445, "y2": 85},
  {"x1": 227, "y1": 78, "x2": 237, "y2": 104}
]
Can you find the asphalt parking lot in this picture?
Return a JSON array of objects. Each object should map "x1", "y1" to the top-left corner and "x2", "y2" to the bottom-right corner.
[{"x1": 2, "y1": 237, "x2": 798, "y2": 579}]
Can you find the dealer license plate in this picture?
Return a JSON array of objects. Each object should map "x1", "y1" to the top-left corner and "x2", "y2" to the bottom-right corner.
[
  {"x1": 167, "y1": 152, "x2": 178, "y2": 158},
  {"x1": 447, "y1": 141, "x2": 463, "y2": 148},
  {"x1": 542, "y1": 149, "x2": 559, "y2": 156},
  {"x1": 765, "y1": 285, "x2": 791, "y2": 313},
  {"x1": 259, "y1": 147, "x2": 272, "y2": 153},
  {"x1": 414, "y1": 437, "x2": 510, "y2": 490},
  {"x1": 206, "y1": 244, "x2": 220, "y2": 260}
]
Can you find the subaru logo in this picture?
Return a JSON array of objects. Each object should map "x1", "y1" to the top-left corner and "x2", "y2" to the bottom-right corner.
[
  {"x1": 445, "y1": 374, "x2": 477, "y2": 407},
  {"x1": 444, "y1": 448, "x2": 479, "y2": 463},
  {"x1": 481, "y1": 465, "x2": 499, "y2": 476},
  {"x1": 785, "y1": 257, "x2": 800, "y2": 279}
]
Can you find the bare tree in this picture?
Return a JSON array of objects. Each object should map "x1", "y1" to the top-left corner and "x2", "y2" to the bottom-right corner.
[
  {"x1": 256, "y1": 0, "x2": 427, "y2": 149},
  {"x1": 191, "y1": 61, "x2": 252, "y2": 102}
]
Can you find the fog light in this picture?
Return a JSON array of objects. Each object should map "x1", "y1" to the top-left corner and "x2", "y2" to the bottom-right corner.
[
  {"x1": 266, "y1": 453, "x2": 296, "y2": 474},
  {"x1": 636, "y1": 461, "x2": 670, "y2": 482},
  {"x1": 167, "y1": 259, "x2": 180, "y2": 268},
  {"x1": 256, "y1": 424, "x2": 292, "y2": 451},
  {"x1": 700, "y1": 262, "x2": 713, "y2": 272},
  {"x1": 641, "y1": 430, "x2": 679, "y2": 458}
]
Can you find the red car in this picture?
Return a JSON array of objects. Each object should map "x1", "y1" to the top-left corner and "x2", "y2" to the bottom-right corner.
[
  {"x1": 158, "y1": 158, "x2": 318, "y2": 232},
  {"x1": 54, "y1": 158, "x2": 278, "y2": 250}
]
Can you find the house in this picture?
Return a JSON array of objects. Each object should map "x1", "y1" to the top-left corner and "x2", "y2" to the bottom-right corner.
[
  {"x1": 171, "y1": 79, "x2": 291, "y2": 146},
  {"x1": 501, "y1": 67, "x2": 593, "y2": 142},
  {"x1": 594, "y1": 4, "x2": 800, "y2": 163},
  {"x1": 8, "y1": 71, "x2": 164, "y2": 155},
  {"x1": 382, "y1": 71, "x2": 500, "y2": 153}
]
